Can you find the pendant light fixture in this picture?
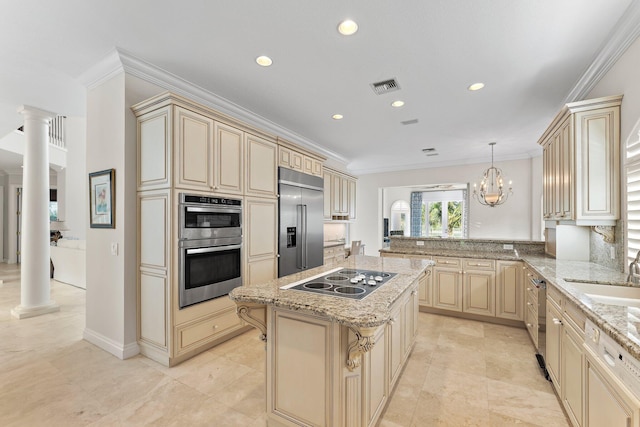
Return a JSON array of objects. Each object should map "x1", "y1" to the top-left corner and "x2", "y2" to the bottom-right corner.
[{"x1": 473, "y1": 142, "x2": 512, "y2": 207}]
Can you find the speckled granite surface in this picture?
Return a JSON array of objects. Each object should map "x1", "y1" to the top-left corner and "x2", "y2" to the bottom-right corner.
[
  {"x1": 229, "y1": 255, "x2": 432, "y2": 329},
  {"x1": 522, "y1": 255, "x2": 640, "y2": 361},
  {"x1": 382, "y1": 237, "x2": 640, "y2": 362}
]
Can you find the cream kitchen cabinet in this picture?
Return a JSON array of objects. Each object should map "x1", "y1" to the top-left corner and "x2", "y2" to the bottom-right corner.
[
  {"x1": 324, "y1": 167, "x2": 357, "y2": 220},
  {"x1": 495, "y1": 260, "x2": 524, "y2": 321},
  {"x1": 244, "y1": 197, "x2": 278, "y2": 285},
  {"x1": 461, "y1": 259, "x2": 495, "y2": 316},
  {"x1": 584, "y1": 348, "x2": 640, "y2": 427},
  {"x1": 323, "y1": 244, "x2": 346, "y2": 265},
  {"x1": 174, "y1": 107, "x2": 244, "y2": 195},
  {"x1": 133, "y1": 92, "x2": 284, "y2": 366},
  {"x1": 432, "y1": 257, "x2": 495, "y2": 316},
  {"x1": 245, "y1": 133, "x2": 277, "y2": 198},
  {"x1": 277, "y1": 137, "x2": 324, "y2": 178},
  {"x1": 539, "y1": 95, "x2": 622, "y2": 225}
]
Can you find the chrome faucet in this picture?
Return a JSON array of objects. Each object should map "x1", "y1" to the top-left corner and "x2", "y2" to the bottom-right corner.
[{"x1": 628, "y1": 250, "x2": 640, "y2": 284}]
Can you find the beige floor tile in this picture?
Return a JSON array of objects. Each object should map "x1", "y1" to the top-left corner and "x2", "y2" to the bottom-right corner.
[{"x1": 0, "y1": 263, "x2": 569, "y2": 426}]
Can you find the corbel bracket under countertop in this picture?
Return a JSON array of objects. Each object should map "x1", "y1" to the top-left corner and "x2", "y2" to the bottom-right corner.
[
  {"x1": 591, "y1": 225, "x2": 615, "y2": 243},
  {"x1": 236, "y1": 303, "x2": 267, "y2": 342},
  {"x1": 346, "y1": 326, "x2": 378, "y2": 371}
]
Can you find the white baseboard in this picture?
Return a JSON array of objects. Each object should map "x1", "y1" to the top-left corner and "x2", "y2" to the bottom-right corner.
[{"x1": 83, "y1": 327, "x2": 140, "y2": 360}]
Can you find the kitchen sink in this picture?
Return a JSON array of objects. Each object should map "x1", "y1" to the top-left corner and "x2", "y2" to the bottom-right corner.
[{"x1": 563, "y1": 280, "x2": 640, "y2": 307}]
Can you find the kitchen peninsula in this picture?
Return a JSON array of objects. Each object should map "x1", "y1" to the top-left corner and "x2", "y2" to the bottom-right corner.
[{"x1": 229, "y1": 255, "x2": 431, "y2": 427}]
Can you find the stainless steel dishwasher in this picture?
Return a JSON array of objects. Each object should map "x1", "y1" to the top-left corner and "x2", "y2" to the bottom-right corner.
[{"x1": 524, "y1": 265, "x2": 548, "y2": 379}]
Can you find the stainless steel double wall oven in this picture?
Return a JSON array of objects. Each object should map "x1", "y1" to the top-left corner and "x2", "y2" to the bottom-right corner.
[{"x1": 178, "y1": 193, "x2": 242, "y2": 309}]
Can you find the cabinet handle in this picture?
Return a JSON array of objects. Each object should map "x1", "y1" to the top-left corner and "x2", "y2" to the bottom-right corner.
[
  {"x1": 527, "y1": 302, "x2": 532, "y2": 306},
  {"x1": 411, "y1": 290, "x2": 417, "y2": 296},
  {"x1": 526, "y1": 323, "x2": 533, "y2": 328},
  {"x1": 388, "y1": 317, "x2": 396, "y2": 325},
  {"x1": 552, "y1": 318, "x2": 562, "y2": 325},
  {"x1": 213, "y1": 324, "x2": 219, "y2": 330}
]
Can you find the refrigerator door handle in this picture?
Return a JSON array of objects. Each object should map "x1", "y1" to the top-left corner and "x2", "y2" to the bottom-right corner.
[
  {"x1": 302, "y1": 204, "x2": 308, "y2": 268},
  {"x1": 296, "y1": 204, "x2": 303, "y2": 270}
]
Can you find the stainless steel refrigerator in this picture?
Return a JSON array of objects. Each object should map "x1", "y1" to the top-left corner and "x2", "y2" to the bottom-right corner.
[{"x1": 278, "y1": 167, "x2": 324, "y2": 277}]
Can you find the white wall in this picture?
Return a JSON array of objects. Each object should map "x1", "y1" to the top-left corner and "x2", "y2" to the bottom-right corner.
[
  {"x1": 352, "y1": 157, "x2": 541, "y2": 255},
  {"x1": 83, "y1": 71, "x2": 165, "y2": 359}
]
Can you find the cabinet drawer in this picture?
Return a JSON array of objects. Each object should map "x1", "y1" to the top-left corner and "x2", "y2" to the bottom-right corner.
[
  {"x1": 564, "y1": 299, "x2": 586, "y2": 333},
  {"x1": 462, "y1": 259, "x2": 495, "y2": 270},
  {"x1": 547, "y1": 284, "x2": 563, "y2": 309},
  {"x1": 433, "y1": 257, "x2": 461, "y2": 268},
  {"x1": 525, "y1": 305, "x2": 538, "y2": 346},
  {"x1": 177, "y1": 308, "x2": 243, "y2": 352}
]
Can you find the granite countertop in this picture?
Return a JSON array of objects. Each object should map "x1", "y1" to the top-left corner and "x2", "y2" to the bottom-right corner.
[
  {"x1": 379, "y1": 247, "x2": 522, "y2": 261},
  {"x1": 229, "y1": 255, "x2": 433, "y2": 329},
  {"x1": 521, "y1": 255, "x2": 640, "y2": 360},
  {"x1": 384, "y1": 246, "x2": 640, "y2": 360}
]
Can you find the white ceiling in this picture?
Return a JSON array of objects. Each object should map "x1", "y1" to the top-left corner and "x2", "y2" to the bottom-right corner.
[{"x1": 0, "y1": 0, "x2": 637, "y2": 175}]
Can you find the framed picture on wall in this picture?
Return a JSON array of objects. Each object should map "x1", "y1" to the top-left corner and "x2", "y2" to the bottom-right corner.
[{"x1": 89, "y1": 168, "x2": 115, "y2": 228}]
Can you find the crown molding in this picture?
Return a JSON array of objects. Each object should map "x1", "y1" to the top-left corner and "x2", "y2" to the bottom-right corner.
[
  {"x1": 80, "y1": 48, "x2": 347, "y2": 164},
  {"x1": 564, "y1": 0, "x2": 640, "y2": 103}
]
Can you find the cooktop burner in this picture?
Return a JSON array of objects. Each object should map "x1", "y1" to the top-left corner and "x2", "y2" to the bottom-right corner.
[{"x1": 286, "y1": 268, "x2": 397, "y2": 300}]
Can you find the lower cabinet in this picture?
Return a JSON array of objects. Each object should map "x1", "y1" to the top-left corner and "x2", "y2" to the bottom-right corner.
[
  {"x1": 382, "y1": 253, "x2": 523, "y2": 324},
  {"x1": 562, "y1": 321, "x2": 584, "y2": 427},
  {"x1": 546, "y1": 299, "x2": 562, "y2": 391},
  {"x1": 266, "y1": 277, "x2": 419, "y2": 427},
  {"x1": 585, "y1": 350, "x2": 640, "y2": 427},
  {"x1": 324, "y1": 244, "x2": 346, "y2": 265}
]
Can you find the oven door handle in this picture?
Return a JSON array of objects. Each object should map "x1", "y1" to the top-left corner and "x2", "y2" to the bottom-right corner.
[
  {"x1": 186, "y1": 244, "x2": 242, "y2": 255},
  {"x1": 184, "y1": 206, "x2": 240, "y2": 214}
]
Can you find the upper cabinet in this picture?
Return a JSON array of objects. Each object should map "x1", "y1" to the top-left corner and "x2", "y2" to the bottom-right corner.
[
  {"x1": 277, "y1": 137, "x2": 324, "y2": 178},
  {"x1": 324, "y1": 167, "x2": 357, "y2": 221},
  {"x1": 133, "y1": 93, "x2": 277, "y2": 198},
  {"x1": 539, "y1": 95, "x2": 622, "y2": 225}
]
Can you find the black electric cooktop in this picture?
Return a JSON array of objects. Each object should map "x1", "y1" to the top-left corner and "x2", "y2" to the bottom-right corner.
[{"x1": 286, "y1": 268, "x2": 397, "y2": 300}]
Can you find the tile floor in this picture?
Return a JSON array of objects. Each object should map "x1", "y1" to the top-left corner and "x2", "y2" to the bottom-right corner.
[{"x1": 0, "y1": 263, "x2": 569, "y2": 426}]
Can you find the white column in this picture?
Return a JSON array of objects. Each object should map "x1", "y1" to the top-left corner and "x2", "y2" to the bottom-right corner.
[{"x1": 11, "y1": 106, "x2": 60, "y2": 319}]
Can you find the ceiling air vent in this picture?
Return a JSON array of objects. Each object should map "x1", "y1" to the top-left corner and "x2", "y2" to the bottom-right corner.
[
  {"x1": 402, "y1": 119, "x2": 419, "y2": 125},
  {"x1": 371, "y1": 78, "x2": 400, "y2": 95}
]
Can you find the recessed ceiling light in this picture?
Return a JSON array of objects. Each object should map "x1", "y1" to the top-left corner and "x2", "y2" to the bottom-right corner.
[
  {"x1": 332, "y1": 114, "x2": 344, "y2": 120},
  {"x1": 391, "y1": 100, "x2": 405, "y2": 108},
  {"x1": 468, "y1": 82, "x2": 485, "y2": 91},
  {"x1": 338, "y1": 19, "x2": 358, "y2": 36},
  {"x1": 256, "y1": 56, "x2": 273, "y2": 67}
]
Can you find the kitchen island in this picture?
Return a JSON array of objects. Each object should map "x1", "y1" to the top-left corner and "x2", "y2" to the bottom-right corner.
[{"x1": 229, "y1": 255, "x2": 431, "y2": 427}]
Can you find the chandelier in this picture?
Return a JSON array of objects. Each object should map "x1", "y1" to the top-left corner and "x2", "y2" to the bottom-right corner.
[{"x1": 473, "y1": 142, "x2": 512, "y2": 207}]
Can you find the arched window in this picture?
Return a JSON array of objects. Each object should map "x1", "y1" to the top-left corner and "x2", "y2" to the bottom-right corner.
[{"x1": 390, "y1": 200, "x2": 410, "y2": 236}]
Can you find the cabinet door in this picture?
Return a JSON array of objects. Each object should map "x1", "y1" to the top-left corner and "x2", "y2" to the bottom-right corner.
[
  {"x1": 323, "y1": 171, "x2": 332, "y2": 220},
  {"x1": 138, "y1": 106, "x2": 171, "y2": 190},
  {"x1": 175, "y1": 106, "x2": 213, "y2": 190},
  {"x1": 559, "y1": 118, "x2": 573, "y2": 219},
  {"x1": 341, "y1": 177, "x2": 349, "y2": 214},
  {"x1": 244, "y1": 198, "x2": 277, "y2": 285},
  {"x1": 312, "y1": 159, "x2": 323, "y2": 177},
  {"x1": 348, "y1": 179, "x2": 357, "y2": 220},
  {"x1": 403, "y1": 285, "x2": 418, "y2": 356},
  {"x1": 365, "y1": 325, "x2": 388, "y2": 426},
  {"x1": 388, "y1": 302, "x2": 403, "y2": 388},
  {"x1": 543, "y1": 143, "x2": 553, "y2": 219},
  {"x1": 246, "y1": 134, "x2": 277, "y2": 197},
  {"x1": 561, "y1": 324, "x2": 583, "y2": 427},
  {"x1": 278, "y1": 146, "x2": 293, "y2": 169},
  {"x1": 462, "y1": 269, "x2": 495, "y2": 316},
  {"x1": 586, "y1": 358, "x2": 635, "y2": 427},
  {"x1": 546, "y1": 301, "x2": 562, "y2": 393},
  {"x1": 496, "y1": 261, "x2": 523, "y2": 321},
  {"x1": 331, "y1": 174, "x2": 342, "y2": 215},
  {"x1": 214, "y1": 122, "x2": 243, "y2": 194},
  {"x1": 302, "y1": 156, "x2": 314, "y2": 176},
  {"x1": 433, "y1": 267, "x2": 462, "y2": 311},
  {"x1": 419, "y1": 268, "x2": 432, "y2": 307},
  {"x1": 575, "y1": 106, "x2": 620, "y2": 221}
]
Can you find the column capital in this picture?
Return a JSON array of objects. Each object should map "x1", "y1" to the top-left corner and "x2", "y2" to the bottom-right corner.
[{"x1": 17, "y1": 105, "x2": 56, "y2": 122}]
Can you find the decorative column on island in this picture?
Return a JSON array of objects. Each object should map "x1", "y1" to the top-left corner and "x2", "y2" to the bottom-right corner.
[{"x1": 230, "y1": 255, "x2": 432, "y2": 427}]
